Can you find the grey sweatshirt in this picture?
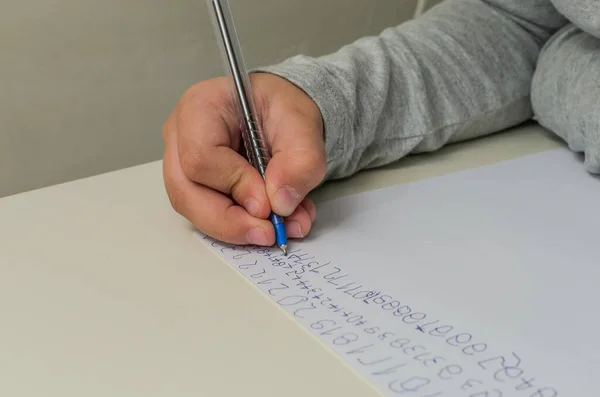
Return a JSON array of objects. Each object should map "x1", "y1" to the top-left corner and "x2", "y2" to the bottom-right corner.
[{"x1": 257, "y1": 0, "x2": 600, "y2": 180}]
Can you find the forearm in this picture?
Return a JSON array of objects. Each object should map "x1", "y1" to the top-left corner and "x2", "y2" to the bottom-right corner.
[
  {"x1": 532, "y1": 24, "x2": 600, "y2": 174},
  {"x1": 257, "y1": 0, "x2": 568, "y2": 179}
]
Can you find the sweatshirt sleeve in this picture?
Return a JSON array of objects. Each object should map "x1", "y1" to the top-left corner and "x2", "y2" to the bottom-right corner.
[{"x1": 254, "y1": 0, "x2": 568, "y2": 180}]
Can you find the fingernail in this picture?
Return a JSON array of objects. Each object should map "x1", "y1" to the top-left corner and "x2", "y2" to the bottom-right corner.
[
  {"x1": 286, "y1": 221, "x2": 304, "y2": 238},
  {"x1": 274, "y1": 185, "x2": 300, "y2": 215},
  {"x1": 244, "y1": 198, "x2": 260, "y2": 217},
  {"x1": 247, "y1": 227, "x2": 269, "y2": 246}
]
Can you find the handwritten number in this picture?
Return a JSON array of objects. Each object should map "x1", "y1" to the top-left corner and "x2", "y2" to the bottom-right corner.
[
  {"x1": 250, "y1": 269, "x2": 267, "y2": 278},
  {"x1": 463, "y1": 343, "x2": 488, "y2": 356},
  {"x1": 277, "y1": 295, "x2": 308, "y2": 306},
  {"x1": 309, "y1": 261, "x2": 331, "y2": 274},
  {"x1": 437, "y1": 364, "x2": 463, "y2": 381},
  {"x1": 310, "y1": 320, "x2": 343, "y2": 336},
  {"x1": 238, "y1": 261, "x2": 258, "y2": 270},
  {"x1": 529, "y1": 388, "x2": 557, "y2": 397},
  {"x1": 388, "y1": 377, "x2": 431, "y2": 394},
  {"x1": 232, "y1": 251, "x2": 251, "y2": 260},
  {"x1": 320, "y1": 297, "x2": 332, "y2": 306},
  {"x1": 478, "y1": 353, "x2": 520, "y2": 371},
  {"x1": 415, "y1": 320, "x2": 439, "y2": 333},
  {"x1": 311, "y1": 319, "x2": 336, "y2": 330},
  {"x1": 306, "y1": 288, "x2": 322, "y2": 296},
  {"x1": 333, "y1": 332, "x2": 358, "y2": 346},
  {"x1": 390, "y1": 338, "x2": 411, "y2": 349},
  {"x1": 377, "y1": 332, "x2": 395, "y2": 341},
  {"x1": 515, "y1": 377, "x2": 536, "y2": 391},
  {"x1": 402, "y1": 344, "x2": 426, "y2": 356},
  {"x1": 413, "y1": 352, "x2": 431, "y2": 362},
  {"x1": 220, "y1": 244, "x2": 241, "y2": 253},
  {"x1": 333, "y1": 333, "x2": 359, "y2": 346},
  {"x1": 446, "y1": 333, "x2": 473, "y2": 347},
  {"x1": 392, "y1": 305, "x2": 411, "y2": 317},
  {"x1": 286, "y1": 267, "x2": 306, "y2": 276},
  {"x1": 256, "y1": 277, "x2": 276, "y2": 285},
  {"x1": 461, "y1": 379, "x2": 483, "y2": 391},
  {"x1": 293, "y1": 303, "x2": 317, "y2": 318},
  {"x1": 271, "y1": 259, "x2": 287, "y2": 267},
  {"x1": 402, "y1": 312, "x2": 427, "y2": 324},
  {"x1": 214, "y1": 245, "x2": 557, "y2": 397},
  {"x1": 421, "y1": 355, "x2": 446, "y2": 368},
  {"x1": 382, "y1": 300, "x2": 401, "y2": 311},
  {"x1": 346, "y1": 315, "x2": 364, "y2": 324},
  {"x1": 267, "y1": 283, "x2": 289, "y2": 296},
  {"x1": 429, "y1": 325, "x2": 454, "y2": 337},
  {"x1": 321, "y1": 326, "x2": 343, "y2": 335},
  {"x1": 494, "y1": 365, "x2": 524, "y2": 382}
]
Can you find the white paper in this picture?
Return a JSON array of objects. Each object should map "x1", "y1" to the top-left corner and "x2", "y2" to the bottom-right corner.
[{"x1": 198, "y1": 148, "x2": 600, "y2": 396}]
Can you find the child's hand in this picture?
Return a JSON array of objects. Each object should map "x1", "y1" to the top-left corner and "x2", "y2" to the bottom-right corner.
[{"x1": 162, "y1": 73, "x2": 326, "y2": 246}]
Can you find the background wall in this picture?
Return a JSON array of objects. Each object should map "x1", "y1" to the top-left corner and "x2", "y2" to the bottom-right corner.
[{"x1": 0, "y1": 0, "x2": 444, "y2": 197}]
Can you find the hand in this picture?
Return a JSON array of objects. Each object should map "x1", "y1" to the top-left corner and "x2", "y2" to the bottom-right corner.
[{"x1": 162, "y1": 73, "x2": 326, "y2": 246}]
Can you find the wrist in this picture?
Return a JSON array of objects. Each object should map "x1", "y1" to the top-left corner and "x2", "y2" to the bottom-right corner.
[{"x1": 252, "y1": 57, "x2": 350, "y2": 179}]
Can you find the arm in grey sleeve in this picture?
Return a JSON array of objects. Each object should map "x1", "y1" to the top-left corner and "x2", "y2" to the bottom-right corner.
[{"x1": 255, "y1": 0, "x2": 568, "y2": 180}]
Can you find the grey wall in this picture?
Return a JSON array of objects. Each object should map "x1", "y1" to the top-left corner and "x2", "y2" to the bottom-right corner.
[{"x1": 1, "y1": 0, "x2": 440, "y2": 197}]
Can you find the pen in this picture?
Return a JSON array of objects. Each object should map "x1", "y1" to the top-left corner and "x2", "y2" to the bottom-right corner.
[{"x1": 207, "y1": 0, "x2": 288, "y2": 255}]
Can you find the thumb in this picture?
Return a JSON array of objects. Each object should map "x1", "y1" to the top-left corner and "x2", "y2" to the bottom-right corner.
[{"x1": 264, "y1": 108, "x2": 326, "y2": 217}]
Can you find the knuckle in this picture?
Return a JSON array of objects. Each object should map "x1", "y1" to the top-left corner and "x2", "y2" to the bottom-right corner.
[
  {"x1": 227, "y1": 166, "x2": 246, "y2": 197},
  {"x1": 179, "y1": 147, "x2": 205, "y2": 181},
  {"x1": 167, "y1": 187, "x2": 186, "y2": 215}
]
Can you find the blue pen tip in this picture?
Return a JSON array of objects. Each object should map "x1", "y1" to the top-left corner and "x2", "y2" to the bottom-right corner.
[{"x1": 270, "y1": 213, "x2": 288, "y2": 254}]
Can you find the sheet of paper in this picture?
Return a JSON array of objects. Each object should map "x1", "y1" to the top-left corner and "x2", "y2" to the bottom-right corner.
[{"x1": 198, "y1": 148, "x2": 600, "y2": 396}]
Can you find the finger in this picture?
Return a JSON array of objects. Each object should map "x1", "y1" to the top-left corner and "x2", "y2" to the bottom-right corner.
[
  {"x1": 284, "y1": 199, "x2": 317, "y2": 239},
  {"x1": 301, "y1": 198, "x2": 317, "y2": 223},
  {"x1": 175, "y1": 82, "x2": 271, "y2": 219},
  {"x1": 180, "y1": 143, "x2": 270, "y2": 219},
  {"x1": 163, "y1": 118, "x2": 275, "y2": 245},
  {"x1": 264, "y1": 112, "x2": 326, "y2": 217}
]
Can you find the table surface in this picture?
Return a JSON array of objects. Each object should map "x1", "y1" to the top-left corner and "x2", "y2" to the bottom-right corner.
[{"x1": 0, "y1": 123, "x2": 562, "y2": 396}]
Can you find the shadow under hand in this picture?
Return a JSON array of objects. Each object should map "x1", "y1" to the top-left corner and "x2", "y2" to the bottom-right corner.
[{"x1": 303, "y1": 191, "x2": 370, "y2": 243}]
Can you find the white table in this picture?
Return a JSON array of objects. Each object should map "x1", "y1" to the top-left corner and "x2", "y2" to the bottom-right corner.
[{"x1": 0, "y1": 123, "x2": 561, "y2": 396}]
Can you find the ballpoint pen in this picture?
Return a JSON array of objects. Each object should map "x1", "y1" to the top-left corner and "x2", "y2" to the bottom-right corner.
[{"x1": 207, "y1": 0, "x2": 288, "y2": 255}]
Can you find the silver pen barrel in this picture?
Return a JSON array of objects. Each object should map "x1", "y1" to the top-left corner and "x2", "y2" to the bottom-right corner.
[{"x1": 211, "y1": 0, "x2": 269, "y2": 177}]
